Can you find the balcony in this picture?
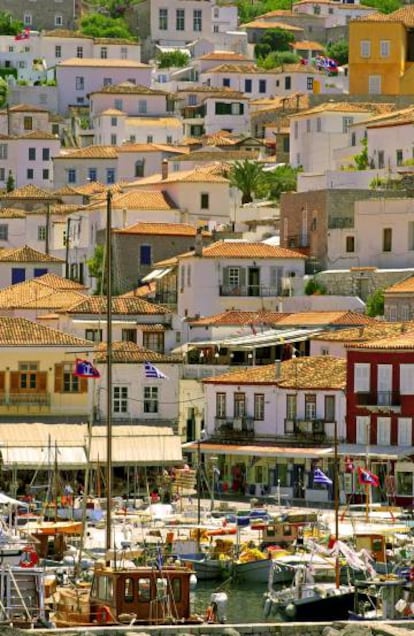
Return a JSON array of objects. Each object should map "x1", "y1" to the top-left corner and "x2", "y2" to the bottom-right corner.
[
  {"x1": 219, "y1": 284, "x2": 280, "y2": 297},
  {"x1": 356, "y1": 391, "x2": 401, "y2": 412},
  {"x1": 214, "y1": 416, "x2": 254, "y2": 439},
  {"x1": 284, "y1": 418, "x2": 327, "y2": 442},
  {"x1": 287, "y1": 234, "x2": 310, "y2": 249},
  {"x1": 154, "y1": 291, "x2": 177, "y2": 306},
  {"x1": 0, "y1": 392, "x2": 51, "y2": 408}
]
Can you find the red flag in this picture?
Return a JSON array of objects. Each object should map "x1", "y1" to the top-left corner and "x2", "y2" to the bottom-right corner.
[
  {"x1": 357, "y1": 466, "x2": 379, "y2": 487},
  {"x1": 15, "y1": 28, "x2": 30, "y2": 41}
]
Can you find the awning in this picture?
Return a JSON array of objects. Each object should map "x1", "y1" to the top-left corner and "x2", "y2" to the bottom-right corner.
[
  {"x1": 1, "y1": 446, "x2": 86, "y2": 469},
  {"x1": 182, "y1": 441, "x2": 333, "y2": 459},
  {"x1": 186, "y1": 327, "x2": 323, "y2": 351},
  {"x1": 141, "y1": 268, "x2": 172, "y2": 283},
  {"x1": 339, "y1": 444, "x2": 414, "y2": 460}
]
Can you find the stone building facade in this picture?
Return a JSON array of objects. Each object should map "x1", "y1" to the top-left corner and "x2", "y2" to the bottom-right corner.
[{"x1": 0, "y1": 0, "x2": 80, "y2": 31}]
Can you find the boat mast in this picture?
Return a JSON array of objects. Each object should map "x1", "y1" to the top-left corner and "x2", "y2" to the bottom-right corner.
[{"x1": 105, "y1": 189, "x2": 113, "y2": 560}]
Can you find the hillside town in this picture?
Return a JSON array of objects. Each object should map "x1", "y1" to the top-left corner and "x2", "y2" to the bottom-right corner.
[{"x1": 0, "y1": 0, "x2": 413, "y2": 517}]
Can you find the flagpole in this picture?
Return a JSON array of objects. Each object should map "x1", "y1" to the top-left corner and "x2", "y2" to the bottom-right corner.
[{"x1": 105, "y1": 189, "x2": 113, "y2": 560}]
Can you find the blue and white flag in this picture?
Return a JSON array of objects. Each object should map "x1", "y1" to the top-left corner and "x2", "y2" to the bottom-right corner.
[
  {"x1": 144, "y1": 361, "x2": 168, "y2": 380},
  {"x1": 74, "y1": 358, "x2": 100, "y2": 378},
  {"x1": 313, "y1": 467, "x2": 332, "y2": 486}
]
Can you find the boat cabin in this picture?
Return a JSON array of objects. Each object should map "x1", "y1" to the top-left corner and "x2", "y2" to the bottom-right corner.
[{"x1": 261, "y1": 512, "x2": 320, "y2": 547}]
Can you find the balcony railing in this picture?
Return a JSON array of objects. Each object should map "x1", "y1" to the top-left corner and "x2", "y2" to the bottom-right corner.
[
  {"x1": 154, "y1": 291, "x2": 177, "y2": 305},
  {"x1": 215, "y1": 416, "x2": 254, "y2": 437},
  {"x1": 0, "y1": 392, "x2": 51, "y2": 407},
  {"x1": 287, "y1": 234, "x2": 310, "y2": 249},
  {"x1": 284, "y1": 418, "x2": 326, "y2": 440},
  {"x1": 219, "y1": 285, "x2": 281, "y2": 297},
  {"x1": 329, "y1": 217, "x2": 354, "y2": 229},
  {"x1": 356, "y1": 391, "x2": 401, "y2": 408}
]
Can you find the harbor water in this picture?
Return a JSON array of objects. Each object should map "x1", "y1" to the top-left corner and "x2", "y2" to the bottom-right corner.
[{"x1": 191, "y1": 580, "x2": 271, "y2": 623}]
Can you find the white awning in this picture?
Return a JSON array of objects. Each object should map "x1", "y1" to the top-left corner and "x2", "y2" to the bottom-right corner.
[
  {"x1": 183, "y1": 441, "x2": 333, "y2": 459},
  {"x1": 1, "y1": 446, "x2": 87, "y2": 469},
  {"x1": 141, "y1": 268, "x2": 172, "y2": 282},
  {"x1": 187, "y1": 327, "x2": 323, "y2": 350},
  {"x1": 339, "y1": 444, "x2": 414, "y2": 460}
]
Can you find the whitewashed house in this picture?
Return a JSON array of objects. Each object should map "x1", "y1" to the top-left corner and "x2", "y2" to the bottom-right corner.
[
  {"x1": 55, "y1": 59, "x2": 152, "y2": 116},
  {"x1": 176, "y1": 87, "x2": 249, "y2": 137},
  {"x1": 0, "y1": 245, "x2": 64, "y2": 286}
]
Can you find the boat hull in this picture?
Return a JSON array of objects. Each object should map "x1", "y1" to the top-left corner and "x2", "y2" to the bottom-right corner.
[{"x1": 278, "y1": 590, "x2": 357, "y2": 622}]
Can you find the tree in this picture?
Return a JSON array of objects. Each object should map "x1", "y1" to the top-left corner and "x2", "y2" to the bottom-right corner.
[
  {"x1": 227, "y1": 160, "x2": 268, "y2": 204},
  {"x1": 0, "y1": 11, "x2": 23, "y2": 35},
  {"x1": 79, "y1": 13, "x2": 135, "y2": 39},
  {"x1": 6, "y1": 170, "x2": 14, "y2": 192},
  {"x1": 156, "y1": 50, "x2": 190, "y2": 69},
  {"x1": 87, "y1": 245, "x2": 105, "y2": 294},
  {"x1": 305, "y1": 278, "x2": 326, "y2": 295},
  {"x1": 257, "y1": 51, "x2": 300, "y2": 69},
  {"x1": 366, "y1": 288, "x2": 384, "y2": 317},
  {"x1": 254, "y1": 28, "x2": 295, "y2": 59},
  {"x1": 362, "y1": 0, "x2": 400, "y2": 13},
  {"x1": 267, "y1": 164, "x2": 300, "y2": 200},
  {"x1": 353, "y1": 137, "x2": 369, "y2": 170},
  {"x1": 326, "y1": 39, "x2": 349, "y2": 66}
]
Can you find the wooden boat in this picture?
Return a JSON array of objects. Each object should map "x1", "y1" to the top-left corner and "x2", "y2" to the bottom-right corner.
[{"x1": 52, "y1": 563, "x2": 213, "y2": 627}]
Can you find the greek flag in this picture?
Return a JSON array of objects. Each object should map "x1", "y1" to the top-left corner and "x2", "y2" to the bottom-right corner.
[
  {"x1": 313, "y1": 467, "x2": 332, "y2": 486},
  {"x1": 144, "y1": 361, "x2": 168, "y2": 380}
]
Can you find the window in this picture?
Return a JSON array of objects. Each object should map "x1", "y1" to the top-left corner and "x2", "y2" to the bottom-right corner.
[
  {"x1": 28, "y1": 147, "x2": 36, "y2": 161},
  {"x1": 234, "y1": 392, "x2": 246, "y2": 417},
  {"x1": 356, "y1": 415, "x2": 370, "y2": 444},
  {"x1": 215, "y1": 102, "x2": 244, "y2": 115},
  {"x1": 306, "y1": 119, "x2": 311, "y2": 133},
  {"x1": 159, "y1": 8, "x2": 168, "y2": 30},
  {"x1": 110, "y1": 134, "x2": 117, "y2": 145},
  {"x1": 76, "y1": 76, "x2": 84, "y2": 90},
  {"x1": 114, "y1": 98, "x2": 123, "y2": 111},
  {"x1": 294, "y1": 121, "x2": 298, "y2": 139},
  {"x1": 140, "y1": 244, "x2": 152, "y2": 265},
  {"x1": 305, "y1": 394, "x2": 316, "y2": 419},
  {"x1": 76, "y1": 46, "x2": 83, "y2": 58},
  {"x1": 342, "y1": 117, "x2": 354, "y2": 133},
  {"x1": 286, "y1": 394, "x2": 297, "y2": 420},
  {"x1": 400, "y1": 364, "x2": 414, "y2": 394},
  {"x1": 55, "y1": 45, "x2": 61, "y2": 58},
  {"x1": 54, "y1": 14, "x2": 63, "y2": 26},
  {"x1": 0, "y1": 225, "x2": 8, "y2": 241},
  {"x1": 368, "y1": 75, "x2": 381, "y2": 94},
  {"x1": 176, "y1": 8, "x2": 185, "y2": 30},
  {"x1": 85, "y1": 329, "x2": 102, "y2": 342},
  {"x1": 106, "y1": 168, "x2": 115, "y2": 184},
  {"x1": 259, "y1": 79, "x2": 266, "y2": 93},
  {"x1": 124, "y1": 577, "x2": 134, "y2": 603},
  {"x1": 24, "y1": 14, "x2": 32, "y2": 25},
  {"x1": 396, "y1": 149, "x2": 403, "y2": 166},
  {"x1": 187, "y1": 264, "x2": 191, "y2": 287},
  {"x1": 143, "y1": 332, "x2": 164, "y2": 353},
  {"x1": 119, "y1": 329, "x2": 136, "y2": 344},
  {"x1": 166, "y1": 135, "x2": 172, "y2": 144},
  {"x1": 228, "y1": 267, "x2": 240, "y2": 287},
  {"x1": 200, "y1": 193, "x2": 209, "y2": 209},
  {"x1": 68, "y1": 169, "x2": 76, "y2": 184},
  {"x1": 346, "y1": 236, "x2": 355, "y2": 252},
  {"x1": 245, "y1": 79, "x2": 252, "y2": 93},
  {"x1": 0, "y1": 144, "x2": 7, "y2": 159},
  {"x1": 110, "y1": 116, "x2": 117, "y2": 127},
  {"x1": 55, "y1": 362, "x2": 81, "y2": 393},
  {"x1": 101, "y1": 47, "x2": 108, "y2": 59},
  {"x1": 397, "y1": 471, "x2": 413, "y2": 496},
  {"x1": 223, "y1": 78, "x2": 230, "y2": 87},
  {"x1": 113, "y1": 386, "x2": 128, "y2": 413},
  {"x1": 42, "y1": 147, "x2": 50, "y2": 161},
  {"x1": 193, "y1": 9, "x2": 202, "y2": 31},
  {"x1": 27, "y1": 169, "x2": 34, "y2": 180},
  {"x1": 360, "y1": 40, "x2": 371, "y2": 58},
  {"x1": 377, "y1": 416, "x2": 391, "y2": 445},
  {"x1": 135, "y1": 159, "x2": 145, "y2": 177},
  {"x1": 147, "y1": 135, "x2": 153, "y2": 143},
  {"x1": 188, "y1": 94, "x2": 197, "y2": 106},
  {"x1": 380, "y1": 40, "x2": 390, "y2": 57},
  {"x1": 378, "y1": 150, "x2": 385, "y2": 169},
  {"x1": 138, "y1": 100, "x2": 147, "y2": 114},
  {"x1": 38, "y1": 226, "x2": 46, "y2": 241},
  {"x1": 15, "y1": 361, "x2": 41, "y2": 391},
  {"x1": 254, "y1": 393, "x2": 265, "y2": 420},
  {"x1": 0, "y1": 169, "x2": 4, "y2": 181},
  {"x1": 306, "y1": 77, "x2": 313, "y2": 90},
  {"x1": 354, "y1": 362, "x2": 370, "y2": 392},
  {"x1": 383, "y1": 227, "x2": 392, "y2": 252},
  {"x1": 324, "y1": 395, "x2": 335, "y2": 421},
  {"x1": 24, "y1": 116, "x2": 32, "y2": 131},
  {"x1": 144, "y1": 386, "x2": 158, "y2": 413},
  {"x1": 398, "y1": 418, "x2": 412, "y2": 446},
  {"x1": 88, "y1": 168, "x2": 97, "y2": 182},
  {"x1": 285, "y1": 76, "x2": 291, "y2": 90},
  {"x1": 216, "y1": 393, "x2": 226, "y2": 418},
  {"x1": 11, "y1": 268, "x2": 25, "y2": 284}
]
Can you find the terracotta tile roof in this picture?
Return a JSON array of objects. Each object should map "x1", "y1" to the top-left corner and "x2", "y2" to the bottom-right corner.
[
  {"x1": 57, "y1": 182, "x2": 109, "y2": 196},
  {"x1": 18, "y1": 131, "x2": 59, "y2": 140},
  {"x1": 93, "y1": 38, "x2": 139, "y2": 45},
  {"x1": 0, "y1": 316, "x2": 93, "y2": 346},
  {"x1": 52, "y1": 185, "x2": 82, "y2": 197},
  {"x1": 32, "y1": 203, "x2": 86, "y2": 216},
  {"x1": 117, "y1": 142, "x2": 185, "y2": 153},
  {"x1": 56, "y1": 145, "x2": 118, "y2": 160},
  {"x1": 347, "y1": 329, "x2": 414, "y2": 350},
  {"x1": 90, "y1": 82, "x2": 168, "y2": 96},
  {"x1": 200, "y1": 52, "x2": 252, "y2": 61},
  {"x1": 355, "y1": 6, "x2": 414, "y2": 24},
  {"x1": 0, "y1": 245, "x2": 63, "y2": 263},
  {"x1": 0, "y1": 185, "x2": 60, "y2": 201},
  {"x1": 120, "y1": 282, "x2": 156, "y2": 298},
  {"x1": 35, "y1": 273, "x2": 86, "y2": 290},
  {"x1": 122, "y1": 117, "x2": 182, "y2": 128},
  {"x1": 0, "y1": 207, "x2": 26, "y2": 218},
  {"x1": 172, "y1": 150, "x2": 260, "y2": 162},
  {"x1": 43, "y1": 29, "x2": 91, "y2": 39},
  {"x1": 137, "y1": 323, "x2": 168, "y2": 332},
  {"x1": 129, "y1": 166, "x2": 229, "y2": 187},
  {"x1": 179, "y1": 240, "x2": 307, "y2": 260},
  {"x1": 58, "y1": 58, "x2": 150, "y2": 68},
  {"x1": 289, "y1": 102, "x2": 396, "y2": 119},
  {"x1": 291, "y1": 40, "x2": 325, "y2": 51},
  {"x1": 385, "y1": 275, "x2": 414, "y2": 293},
  {"x1": 0, "y1": 104, "x2": 48, "y2": 114},
  {"x1": 88, "y1": 190, "x2": 177, "y2": 211},
  {"x1": 313, "y1": 322, "x2": 413, "y2": 342},
  {"x1": 94, "y1": 340, "x2": 181, "y2": 363},
  {"x1": 114, "y1": 222, "x2": 210, "y2": 236},
  {"x1": 275, "y1": 310, "x2": 375, "y2": 327},
  {"x1": 63, "y1": 296, "x2": 171, "y2": 315},
  {"x1": 0, "y1": 274, "x2": 86, "y2": 309},
  {"x1": 203, "y1": 356, "x2": 346, "y2": 389},
  {"x1": 189, "y1": 310, "x2": 285, "y2": 326},
  {"x1": 240, "y1": 20, "x2": 304, "y2": 31},
  {"x1": 257, "y1": 9, "x2": 297, "y2": 18},
  {"x1": 16, "y1": 290, "x2": 87, "y2": 310}
]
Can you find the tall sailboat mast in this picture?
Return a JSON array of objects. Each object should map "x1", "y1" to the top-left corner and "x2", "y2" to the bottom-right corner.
[{"x1": 105, "y1": 190, "x2": 113, "y2": 558}]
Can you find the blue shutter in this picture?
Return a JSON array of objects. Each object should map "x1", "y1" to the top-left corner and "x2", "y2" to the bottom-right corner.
[{"x1": 11, "y1": 268, "x2": 25, "y2": 284}]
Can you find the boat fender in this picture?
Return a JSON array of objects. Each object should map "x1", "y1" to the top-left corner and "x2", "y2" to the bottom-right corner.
[
  {"x1": 96, "y1": 605, "x2": 112, "y2": 624},
  {"x1": 19, "y1": 546, "x2": 39, "y2": 568},
  {"x1": 190, "y1": 573, "x2": 198, "y2": 588},
  {"x1": 263, "y1": 597, "x2": 272, "y2": 618},
  {"x1": 285, "y1": 603, "x2": 296, "y2": 618}
]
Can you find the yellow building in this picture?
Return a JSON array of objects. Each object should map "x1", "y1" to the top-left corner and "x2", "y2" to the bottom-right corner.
[{"x1": 349, "y1": 7, "x2": 414, "y2": 95}]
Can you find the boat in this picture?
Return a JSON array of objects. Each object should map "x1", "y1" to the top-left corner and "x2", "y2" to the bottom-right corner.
[
  {"x1": 0, "y1": 564, "x2": 53, "y2": 628},
  {"x1": 349, "y1": 577, "x2": 409, "y2": 620}
]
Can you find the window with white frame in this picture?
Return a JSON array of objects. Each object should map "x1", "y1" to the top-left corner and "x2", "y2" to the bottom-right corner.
[
  {"x1": 114, "y1": 98, "x2": 123, "y2": 110},
  {"x1": 113, "y1": 386, "x2": 128, "y2": 413},
  {"x1": 216, "y1": 392, "x2": 226, "y2": 418},
  {"x1": 0, "y1": 144, "x2": 7, "y2": 160},
  {"x1": 75, "y1": 76, "x2": 84, "y2": 90},
  {"x1": 38, "y1": 226, "x2": 46, "y2": 241},
  {"x1": 356, "y1": 415, "x2": 370, "y2": 444},
  {"x1": 342, "y1": 117, "x2": 354, "y2": 133},
  {"x1": 305, "y1": 393, "x2": 316, "y2": 419},
  {"x1": 0, "y1": 225, "x2": 8, "y2": 240},
  {"x1": 101, "y1": 47, "x2": 108, "y2": 59},
  {"x1": 228, "y1": 267, "x2": 240, "y2": 287},
  {"x1": 360, "y1": 40, "x2": 371, "y2": 58},
  {"x1": 400, "y1": 364, "x2": 414, "y2": 394},
  {"x1": 121, "y1": 47, "x2": 128, "y2": 59},
  {"x1": 54, "y1": 14, "x2": 63, "y2": 26},
  {"x1": 24, "y1": 14, "x2": 32, "y2": 25},
  {"x1": 138, "y1": 100, "x2": 147, "y2": 114},
  {"x1": 144, "y1": 386, "x2": 158, "y2": 413},
  {"x1": 159, "y1": 8, "x2": 168, "y2": 30},
  {"x1": 254, "y1": 393, "x2": 265, "y2": 420},
  {"x1": 286, "y1": 394, "x2": 297, "y2": 420},
  {"x1": 377, "y1": 416, "x2": 391, "y2": 445},
  {"x1": 76, "y1": 46, "x2": 83, "y2": 58},
  {"x1": 55, "y1": 45, "x2": 61, "y2": 57},
  {"x1": 380, "y1": 40, "x2": 390, "y2": 57},
  {"x1": 193, "y1": 9, "x2": 202, "y2": 31},
  {"x1": 234, "y1": 392, "x2": 246, "y2": 417},
  {"x1": 368, "y1": 75, "x2": 381, "y2": 95},
  {"x1": 398, "y1": 417, "x2": 412, "y2": 446},
  {"x1": 176, "y1": 8, "x2": 185, "y2": 30},
  {"x1": 354, "y1": 362, "x2": 370, "y2": 392}
]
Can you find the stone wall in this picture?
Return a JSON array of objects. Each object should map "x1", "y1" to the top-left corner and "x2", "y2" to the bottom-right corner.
[
  {"x1": 0, "y1": 0, "x2": 77, "y2": 30},
  {"x1": 315, "y1": 268, "x2": 414, "y2": 301}
]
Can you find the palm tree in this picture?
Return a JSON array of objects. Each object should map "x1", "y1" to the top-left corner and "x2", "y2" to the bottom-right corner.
[{"x1": 228, "y1": 159, "x2": 267, "y2": 205}]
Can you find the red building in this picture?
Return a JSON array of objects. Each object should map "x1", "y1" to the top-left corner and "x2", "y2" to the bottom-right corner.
[{"x1": 346, "y1": 329, "x2": 414, "y2": 506}]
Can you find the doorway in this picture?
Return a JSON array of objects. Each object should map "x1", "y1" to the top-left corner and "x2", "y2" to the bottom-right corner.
[{"x1": 248, "y1": 267, "x2": 260, "y2": 296}]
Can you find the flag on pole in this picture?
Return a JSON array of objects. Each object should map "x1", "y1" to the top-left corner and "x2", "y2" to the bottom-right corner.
[
  {"x1": 15, "y1": 28, "x2": 30, "y2": 41},
  {"x1": 144, "y1": 361, "x2": 168, "y2": 379},
  {"x1": 313, "y1": 467, "x2": 332, "y2": 486},
  {"x1": 73, "y1": 358, "x2": 100, "y2": 378},
  {"x1": 357, "y1": 466, "x2": 379, "y2": 487}
]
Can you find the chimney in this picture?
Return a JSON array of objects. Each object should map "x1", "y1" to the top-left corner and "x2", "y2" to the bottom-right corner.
[
  {"x1": 195, "y1": 227, "x2": 203, "y2": 257},
  {"x1": 161, "y1": 159, "x2": 168, "y2": 180},
  {"x1": 275, "y1": 359, "x2": 281, "y2": 379}
]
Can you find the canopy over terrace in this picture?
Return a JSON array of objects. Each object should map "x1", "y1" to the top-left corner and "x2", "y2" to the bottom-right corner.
[{"x1": 0, "y1": 423, "x2": 183, "y2": 470}]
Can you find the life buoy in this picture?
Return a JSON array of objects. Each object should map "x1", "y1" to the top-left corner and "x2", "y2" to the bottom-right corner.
[
  {"x1": 96, "y1": 605, "x2": 112, "y2": 624},
  {"x1": 19, "y1": 546, "x2": 39, "y2": 568}
]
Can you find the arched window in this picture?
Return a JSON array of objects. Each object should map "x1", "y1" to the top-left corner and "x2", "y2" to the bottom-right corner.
[{"x1": 135, "y1": 159, "x2": 145, "y2": 178}]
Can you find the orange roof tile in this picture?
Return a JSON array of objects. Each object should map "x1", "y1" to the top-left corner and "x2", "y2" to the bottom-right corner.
[
  {"x1": 385, "y1": 276, "x2": 414, "y2": 293},
  {"x1": 88, "y1": 190, "x2": 177, "y2": 211},
  {"x1": 347, "y1": 330, "x2": 414, "y2": 350},
  {"x1": 56, "y1": 145, "x2": 118, "y2": 160},
  {"x1": 114, "y1": 222, "x2": 210, "y2": 236},
  {"x1": 313, "y1": 322, "x2": 414, "y2": 342},
  {"x1": 0, "y1": 245, "x2": 63, "y2": 263},
  {"x1": 63, "y1": 296, "x2": 171, "y2": 315},
  {"x1": 94, "y1": 340, "x2": 180, "y2": 363},
  {"x1": 200, "y1": 52, "x2": 251, "y2": 61},
  {"x1": 179, "y1": 241, "x2": 306, "y2": 260},
  {"x1": 120, "y1": 282, "x2": 156, "y2": 298},
  {"x1": 275, "y1": 310, "x2": 375, "y2": 327},
  {"x1": 189, "y1": 310, "x2": 285, "y2": 326},
  {"x1": 0, "y1": 316, "x2": 93, "y2": 346},
  {"x1": 58, "y1": 58, "x2": 150, "y2": 68},
  {"x1": 1, "y1": 185, "x2": 60, "y2": 200}
]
